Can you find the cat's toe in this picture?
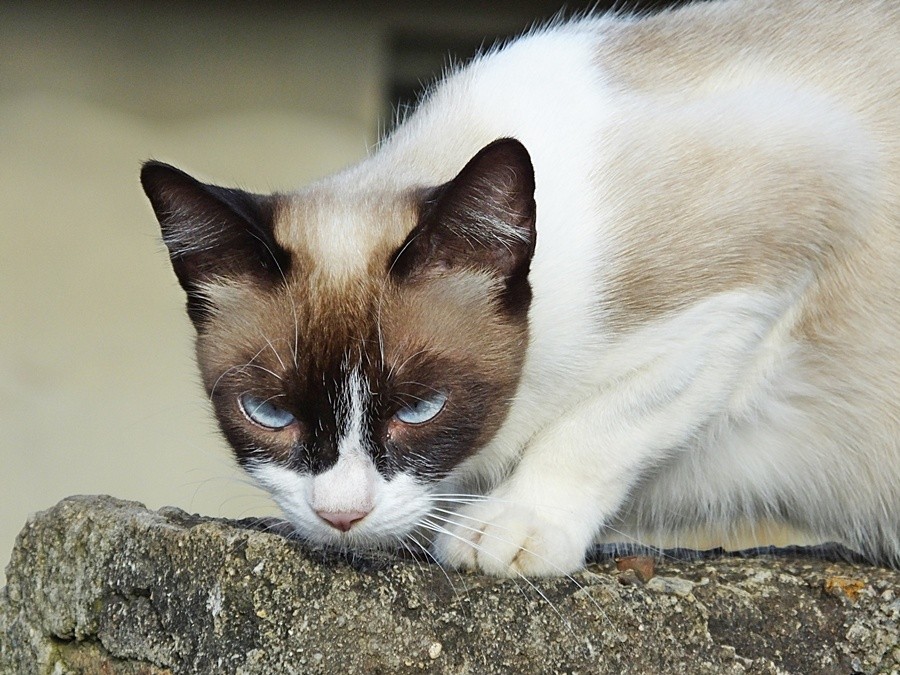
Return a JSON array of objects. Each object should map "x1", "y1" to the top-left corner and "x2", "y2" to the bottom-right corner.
[
  {"x1": 431, "y1": 503, "x2": 587, "y2": 577},
  {"x1": 429, "y1": 511, "x2": 484, "y2": 570}
]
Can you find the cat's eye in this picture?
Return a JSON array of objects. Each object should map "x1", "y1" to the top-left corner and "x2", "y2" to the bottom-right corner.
[
  {"x1": 394, "y1": 392, "x2": 447, "y2": 425},
  {"x1": 239, "y1": 393, "x2": 296, "y2": 430}
]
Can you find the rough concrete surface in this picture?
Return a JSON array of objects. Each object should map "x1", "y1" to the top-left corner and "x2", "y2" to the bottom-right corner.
[{"x1": 1, "y1": 495, "x2": 898, "y2": 674}]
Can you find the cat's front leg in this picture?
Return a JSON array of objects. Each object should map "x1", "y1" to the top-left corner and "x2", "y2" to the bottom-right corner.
[
  {"x1": 431, "y1": 375, "x2": 687, "y2": 576},
  {"x1": 432, "y1": 291, "x2": 790, "y2": 576},
  {"x1": 431, "y1": 410, "x2": 649, "y2": 577},
  {"x1": 433, "y1": 384, "x2": 719, "y2": 575},
  {"x1": 432, "y1": 452, "x2": 608, "y2": 576}
]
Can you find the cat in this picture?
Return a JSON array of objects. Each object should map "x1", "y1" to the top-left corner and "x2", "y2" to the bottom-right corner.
[{"x1": 141, "y1": 0, "x2": 899, "y2": 577}]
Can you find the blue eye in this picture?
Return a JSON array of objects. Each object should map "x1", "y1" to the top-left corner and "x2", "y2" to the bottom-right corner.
[
  {"x1": 239, "y1": 393, "x2": 296, "y2": 430},
  {"x1": 394, "y1": 392, "x2": 447, "y2": 425}
]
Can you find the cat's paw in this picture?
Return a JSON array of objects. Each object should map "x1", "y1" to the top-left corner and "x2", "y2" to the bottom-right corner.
[{"x1": 430, "y1": 499, "x2": 592, "y2": 577}]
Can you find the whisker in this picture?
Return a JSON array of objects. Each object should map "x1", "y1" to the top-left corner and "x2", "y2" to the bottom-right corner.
[
  {"x1": 392, "y1": 380, "x2": 445, "y2": 397},
  {"x1": 396, "y1": 535, "x2": 431, "y2": 573},
  {"x1": 430, "y1": 507, "x2": 516, "y2": 534},
  {"x1": 260, "y1": 334, "x2": 287, "y2": 371},
  {"x1": 244, "y1": 231, "x2": 300, "y2": 371},
  {"x1": 420, "y1": 518, "x2": 584, "y2": 639},
  {"x1": 373, "y1": 279, "x2": 390, "y2": 378},
  {"x1": 245, "y1": 517, "x2": 295, "y2": 537},
  {"x1": 388, "y1": 349, "x2": 431, "y2": 380},
  {"x1": 430, "y1": 493, "x2": 492, "y2": 503},
  {"x1": 242, "y1": 363, "x2": 284, "y2": 381},
  {"x1": 405, "y1": 531, "x2": 471, "y2": 614},
  {"x1": 425, "y1": 511, "x2": 618, "y2": 636},
  {"x1": 209, "y1": 344, "x2": 269, "y2": 399}
]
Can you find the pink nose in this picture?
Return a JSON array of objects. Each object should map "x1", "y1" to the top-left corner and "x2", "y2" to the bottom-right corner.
[{"x1": 316, "y1": 510, "x2": 370, "y2": 532}]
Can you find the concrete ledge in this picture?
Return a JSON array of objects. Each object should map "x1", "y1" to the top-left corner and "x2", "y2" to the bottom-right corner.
[{"x1": 2, "y1": 495, "x2": 898, "y2": 674}]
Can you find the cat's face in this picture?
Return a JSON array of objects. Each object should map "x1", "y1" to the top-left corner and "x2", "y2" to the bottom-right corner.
[{"x1": 142, "y1": 139, "x2": 536, "y2": 550}]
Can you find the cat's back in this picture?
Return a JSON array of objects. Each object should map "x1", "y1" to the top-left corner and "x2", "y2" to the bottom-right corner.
[
  {"x1": 595, "y1": 0, "x2": 898, "y2": 102},
  {"x1": 595, "y1": 0, "x2": 900, "y2": 251},
  {"x1": 592, "y1": 0, "x2": 900, "y2": 250},
  {"x1": 595, "y1": 0, "x2": 899, "y2": 379}
]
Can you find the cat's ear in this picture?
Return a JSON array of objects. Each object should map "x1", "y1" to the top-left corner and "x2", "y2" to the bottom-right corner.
[
  {"x1": 140, "y1": 161, "x2": 291, "y2": 326},
  {"x1": 390, "y1": 137, "x2": 537, "y2": 312}
]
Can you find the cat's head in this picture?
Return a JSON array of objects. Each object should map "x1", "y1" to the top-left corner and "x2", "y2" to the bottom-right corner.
[{"x1": 141, "y1": 138, "x2": 536, "y2": 549}]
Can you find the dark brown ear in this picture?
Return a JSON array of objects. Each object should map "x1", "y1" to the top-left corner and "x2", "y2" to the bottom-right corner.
[
  {"x1": 140, "y1": 161, "x2": 291, "y2": 326},
  {"x1": 390, "y1": 138, "x2": 537, "y2": 313}
]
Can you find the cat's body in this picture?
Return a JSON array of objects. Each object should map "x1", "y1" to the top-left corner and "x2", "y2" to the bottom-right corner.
[{"x1": 142, "y1": 0, "x2": 900, "y2": 576}]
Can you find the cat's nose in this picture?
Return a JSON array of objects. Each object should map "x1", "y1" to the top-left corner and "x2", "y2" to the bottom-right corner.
[{"x1": 316, "y1": 510, "x2": 369, "y2": 532}]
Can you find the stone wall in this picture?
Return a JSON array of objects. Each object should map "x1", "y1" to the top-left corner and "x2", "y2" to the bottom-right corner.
[{"x1": 1, "y1": 496, "x2": 898, "y2": 674}]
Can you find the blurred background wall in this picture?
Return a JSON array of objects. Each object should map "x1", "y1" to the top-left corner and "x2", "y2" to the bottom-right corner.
[{"x1": 1, "y1": 0, "x2": 682, "y2": 584}]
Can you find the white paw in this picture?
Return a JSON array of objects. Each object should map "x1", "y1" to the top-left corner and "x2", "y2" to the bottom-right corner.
[{"x1": 430, "y1": 498, "x2": 592, "y2": 577}]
